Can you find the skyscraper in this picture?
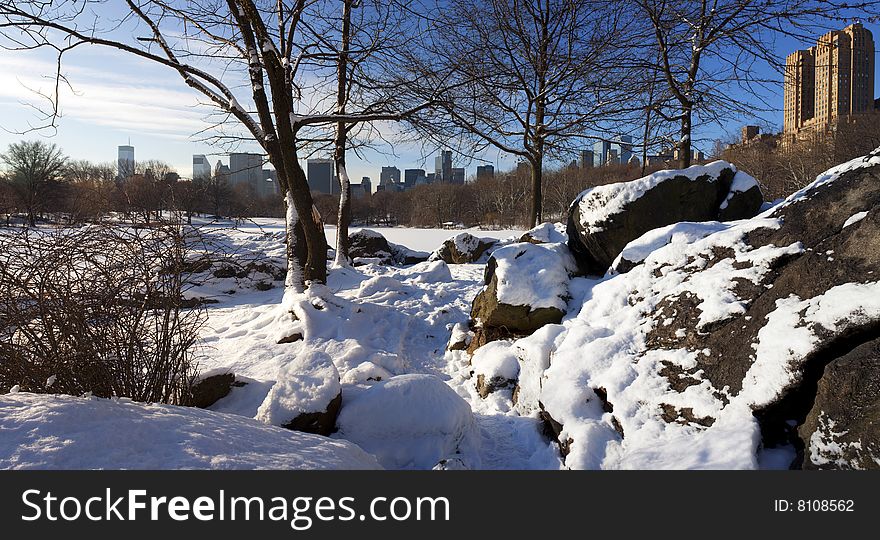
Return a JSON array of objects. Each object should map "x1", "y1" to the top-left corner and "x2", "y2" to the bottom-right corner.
[
  {"x1": 476, "y1": 165, "x2": 495, "y2": 180},
  {"x1": 592, "y1": 136, "x2": 632, "y2": 167},
  {"x1": 435, "y1": 150, "x2": 453, "y2": 183},
  {"x1": 404, "y1": 169, "x2": 426, "y2": 189},
  {"x1": 307, "y1": 159, "x2": 336, "y2": 194},
  {"x1": 380, "y1": 166, "x2": 401, "y2": 188},
  {"x1": 192, "y1": 154, "x2": 211, "y2": 181},
  {"x1": 117, "y1": 145, "x2": 135, "y2": 179},
  {"x1": 579, "y1": 150, "x2": 594, "y2": 169},
  {"x1": 784, "y1": 23, "x2": 875, "y2": 135},
  {"x1": 229, "y1": 153, "x2": 264, "y2": 195},
  {"x1": 451, "y1": 167, "x2": 465, "y2": 185}
]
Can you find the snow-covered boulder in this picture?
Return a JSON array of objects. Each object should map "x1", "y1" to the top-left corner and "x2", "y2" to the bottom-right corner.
[
  {"x1": 190, "y1": 368, "x2": 237, "y2": 409},
  {"x1": 470, "y1": 242, "x2": 577, "y2": 348},
  {"x1": 335, "y1": 374, "x2": 481, "y2": 469},
  {"x1": 471, "y1": 341, "x2": 520, "y2": 398},
  {"x1": 520, "y1": 222, "x2": 568, "y2": 244},
  {"x1": 567, "y1": 161, "x2": 763, "y2": 275},
  {"x1": 256, "y1": 351, "x2": 342, "y2": 436},
  {"x1": 609, "y1": 221, "x2": 729, "y2": 275},
  {"x1": 515, "y1": 148, "x2": 880, "y2": 469},
  {"x1": 348, "y1": 229, "x2": 429, "y2": 266},
  {"x1": 0, "y1": 393, "x2": 380, "y2": 469},
  {"x1": 430, "y1": 232, "x2": 496, "y2": 264}
]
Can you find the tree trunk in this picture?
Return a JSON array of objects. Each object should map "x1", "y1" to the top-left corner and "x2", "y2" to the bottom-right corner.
[
  {"x1": 283, "y1": 162, "x2": 327, "y2": 289},
  {"x1": 333, "y1": 0, "x2": 353, "y2": 268},
  {"x1": 529, "y1": 157, "x2": 543, "y2": 228},
  {"x1": 679, "y1": 105, "x2": 693, "y2": 168}
]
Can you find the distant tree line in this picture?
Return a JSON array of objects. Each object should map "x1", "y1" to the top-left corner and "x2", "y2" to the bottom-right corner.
[{"x1": 0, "y1": 140, "x2": 283, "y2": 227}]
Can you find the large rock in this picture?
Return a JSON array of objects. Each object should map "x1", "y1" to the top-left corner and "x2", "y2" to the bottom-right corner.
[
  {"x1": 348, "y1": 229, "x2": 429, "y2": 266},
  {"x1": 256, "y1": 351, "x2": 342, "y2": 436},
  {"x1": 511, "y1": 149, "x2": 880, "y2": 469},
  {"x1": 470, "y1": 242, "x2": 576, "y2": 341},
  {"x1": 567, "y1": 161, "x2": 762, "y2": 275},
  {"x1": 348, "y1": 229, "x2": 393, "y2": 264},
  {"x1": 334, "y1": 374, "x2": 481, "y2": 469},
  {"x1": 190, "y1": 369, "x2": 236, "y2": 408},
  {"x1": 799, "y1": 337, "x2": 880, "y2": 469},
  {"x1": 431, "y1": 232, "x2": 496, "y2": 264}
]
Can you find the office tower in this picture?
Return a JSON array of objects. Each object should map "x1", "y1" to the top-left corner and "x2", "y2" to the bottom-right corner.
[
  {"x1": 261, "y1": 169, "x2": 279, "y2": 197},
  {"x1": 117, "y1": 145, "x2": 135, "y2": 179},
  {"x1": 362, "y1": 177, "x2": 372, "y2": 195},
  {"x1": 476, "y1": 165, "x2": 495, "y2": 180},
  {"x1": 404, "y1": 169, "x2": 427, "y2": 190},
  {"x1": 192, "y1": 154, "x2": 211, "y2": 181},
  {"x1": 435, "y1": 150, "x2": 453, "y2": 183},
  {"x1": 307, "y1": 159, "x2": 336, "y2": 194},
  {"x1": 451, "y1": 167, "x2": 465, "y2": 185},
  {"x1": 380, "y1": 166, "x2": 401, "y2": 187},
  {"x1": 579, "y1": 150, "x2": 594, "y2": 169},
  {"x1": 228, "y1": 153, "x2": 264, "y2": 196}
]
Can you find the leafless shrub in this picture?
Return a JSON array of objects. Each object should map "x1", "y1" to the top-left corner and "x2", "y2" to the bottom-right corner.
[{"x1": 0, "y1": 224, "x2": 208, "y2": 404}]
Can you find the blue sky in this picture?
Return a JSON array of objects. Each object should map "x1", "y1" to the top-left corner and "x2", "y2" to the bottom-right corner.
[{"x1": 0, "y1": 11, "x2": 877, "y2": 188}]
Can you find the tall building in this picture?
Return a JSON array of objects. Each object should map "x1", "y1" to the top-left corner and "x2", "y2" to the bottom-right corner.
[
  {"x1": 379, "y1": 166, "x2": 401, "y2": 187},
  {"x1": 435, "y1": 150, "x2": 453, "y2": 183},
  {"x1": 592, "y1": 135, "x2": 632, "y2": 167},
  {"x1": 451, "y1": 167, "x2": 465, "y2": 185},
  {"x1": 215, "y1": 160, "x2": 230, "y2": 180},
  {"x1": 229, "y1": 153, "x2": 264, "y2": 195},
  {"x1": 579, "y1": 150, "x2": 594, "y2": 169},
  {"x1": 362, "y1": 176, "x2": 372, "y2": 194},
  {"x1": 784, "y1": 23, "x2": 875, "y2": 135},
  {"x1": 476, "y1": 165, "x2": 495, "y2": 180},
  {"x1": 307, "y1": 159, "x2": 336, "y2": 194},
  {"x1": 192, "y1": 154, "x2": 211, "y2": 181},
  {"x1": 117, "y1": 145, "x2": 135, "y2": 179},
  {"x1": 404, "y1": 169, "x2": 426, "y2": 190}
]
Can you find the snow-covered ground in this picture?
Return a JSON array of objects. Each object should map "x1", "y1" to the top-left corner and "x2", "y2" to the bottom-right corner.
[{"x1": 171, "y1": 220, "x2": 560, "y2": 470}]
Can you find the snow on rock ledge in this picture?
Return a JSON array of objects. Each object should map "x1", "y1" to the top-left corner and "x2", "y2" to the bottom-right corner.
[
  {"x1": 0, "y1": 393, "x2": 380, "y2": 469},
  {"x1": 567, "y1": 161, "x2": 763, "y2": 275},
  {"x1": 335, "y1": 374, "x2": 481, "y2": 469}
]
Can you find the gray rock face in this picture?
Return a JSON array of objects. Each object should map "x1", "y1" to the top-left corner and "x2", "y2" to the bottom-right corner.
[
  {"x1": 799, "y1": 337, "x2": 880, "y2": 470},
  {"x1": 282, "y1": 392, "x2": 342, "y2": 436},
  {"x1": 190, "y1": 372, "x2": 236, "y2": 409},
  {"x1": 567, "y1": 164, "x2": 762, "y2": 275}
]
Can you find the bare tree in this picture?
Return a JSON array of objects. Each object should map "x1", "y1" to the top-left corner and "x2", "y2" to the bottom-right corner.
[
  {"x1": 0, "y1": 1, "x2": 433, "y2": 293},
  {"x1": 633, "y1": 0, "x2": 880, "y2": 168},
  {"x1": 404, "y1": 0, "x2": 637, "y2": 227},
  {"x1": 0, "y1": 140, "x2": 68, "y2": 227}
]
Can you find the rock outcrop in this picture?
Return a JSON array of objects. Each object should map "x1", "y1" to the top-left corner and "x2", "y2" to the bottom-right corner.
[
  {"x1": 504, "y1": 150, "x2": 880, "y2": 469},
  {"x1": 567, "y1": 161, "x2": 763, "y2": 276}
]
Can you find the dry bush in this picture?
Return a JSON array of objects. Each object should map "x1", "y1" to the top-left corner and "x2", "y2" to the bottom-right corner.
[{"x1": 0, "y1": 224, "x2": 208, "y2": 404}]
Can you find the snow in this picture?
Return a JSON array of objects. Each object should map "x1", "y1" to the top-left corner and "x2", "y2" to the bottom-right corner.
[
  {"x1": 490, "y1": 242, "x2": 577, "y2": 310},
  {"x1": 255, "y1": 350, "x2": 341, "y2": 426},
  {"x1": 0, "y1": 393, "x2": 381, "y2": 469},
  {"x1": 334, "y1": 374, "x2": 481, "y2": 470},
  {"x1": 523, "y1": 222, "x2": 567, "y2": 243},
  {"x1": 610, "y1": 221, "x2": 729, "y2": 274},
  {"x1": 843, "y1": 211, "x2": 868, "y2": 228},
  {"x1": 573, "y1": 161, "x2": 734, "y2": 234},
  {"x1": 471, "y1": 341, "x2": 520, "y2": 382}
]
